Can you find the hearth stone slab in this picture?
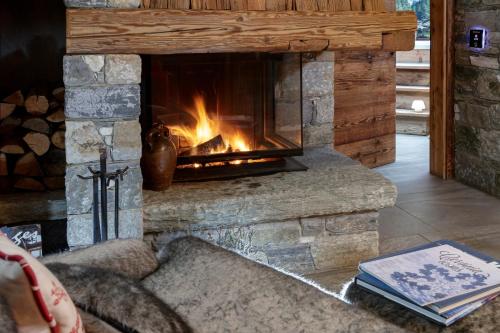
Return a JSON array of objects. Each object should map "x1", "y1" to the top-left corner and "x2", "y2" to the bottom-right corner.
[
  {"x1": 143, "y1": 147, "x2": 397, "y2": 231},
  {"x1": 144, "y1": 148, "x2": 396, "y2": 273}
]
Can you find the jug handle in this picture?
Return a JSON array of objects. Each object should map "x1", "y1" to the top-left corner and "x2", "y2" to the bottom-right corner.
[{"x1": 146, "y1": 124, "x2": 170, "y2": 150}]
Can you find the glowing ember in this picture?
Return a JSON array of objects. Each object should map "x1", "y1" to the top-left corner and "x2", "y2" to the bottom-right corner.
[{"x1": 169, "y1": 95, "x2": 251, "y2": 155}]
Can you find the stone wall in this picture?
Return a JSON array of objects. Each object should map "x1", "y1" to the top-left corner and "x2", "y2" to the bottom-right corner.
[
  {"x1": 302, "y1": 52, "x2": 335, "y2": 147},
  {"x1": 64, "y1": 54, "x2": 143, "y2": 247},
  {"x1": 152, "y1": 212, "x2": 379, "y2": 274},
  {"x1": 454, "y1": 1, "x2": 500, "y2": 197}
]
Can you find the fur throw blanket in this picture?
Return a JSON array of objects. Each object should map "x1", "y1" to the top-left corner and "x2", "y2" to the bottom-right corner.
[
  {"x1": 47, "y1": 263, "x2": 192, "y2": 333},
  {"x1": 0, "y1": 296, "x2": 16, "y2": 333}
]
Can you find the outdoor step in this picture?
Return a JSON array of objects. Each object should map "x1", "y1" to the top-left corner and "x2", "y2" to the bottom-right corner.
[
  {"x1": 396, "y1": 108, "x2": 430, "y2": 118},
  {"x1": 396, "y1": 48, "x2": 430, "y2": 64},
  {"x1": 396, "y1": 70, "x2": 430, "y2": 86},
  {"x1": 396, "y1": 109, "x2": 429, "y2": 136},
  {"x1": 396, "y1": 85, "x2": 430, "y2": 92},
  {"x1": 396, "y1": 63, "x2": 430, "y2": 70},
  {"x1": 396, "y1": 89, "x2": 429, "y2": 111}
]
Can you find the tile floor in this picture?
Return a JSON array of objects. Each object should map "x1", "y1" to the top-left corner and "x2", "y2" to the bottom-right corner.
[{"x1": 309, "y1": 134, "x2": 500, "y2": 290}]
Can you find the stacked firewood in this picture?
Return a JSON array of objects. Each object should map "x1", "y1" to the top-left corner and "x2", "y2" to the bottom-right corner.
[{"x1": 0, "y1": 88, "x2": 66, "y2": 192}]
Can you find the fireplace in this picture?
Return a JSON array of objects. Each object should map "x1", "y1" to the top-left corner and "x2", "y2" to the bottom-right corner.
[
  {"x1": 62, "y1": 0, "x2": 416, "y2": 249},
  {"x1": 142, "y1": 53, "x2": 306, "y2": 181}
]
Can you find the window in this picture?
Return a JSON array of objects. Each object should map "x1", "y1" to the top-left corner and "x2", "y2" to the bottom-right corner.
[{"x1": 396, "y1": 0, "x2": 430, "y2": 40}]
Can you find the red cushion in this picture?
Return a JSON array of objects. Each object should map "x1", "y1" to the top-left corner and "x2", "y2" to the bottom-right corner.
[{"x1": 0, "y1": 232, "x2": 84, "y2": 333}]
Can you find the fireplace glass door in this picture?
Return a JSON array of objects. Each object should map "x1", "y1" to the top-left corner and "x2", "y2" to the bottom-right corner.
[{"x1": 145, "y1": 53, "x2": 303, "y2": 166}]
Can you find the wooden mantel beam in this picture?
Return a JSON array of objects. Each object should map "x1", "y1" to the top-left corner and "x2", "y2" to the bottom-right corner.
[{"x1": 66, "y1": 9, "x2": 416, "y2": 54}]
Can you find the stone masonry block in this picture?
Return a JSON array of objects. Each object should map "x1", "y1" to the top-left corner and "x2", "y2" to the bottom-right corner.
[
  {"x1": 65, "y1": 85, "x2": 140, "y2": 119},
  {"x1": 325, "y1": 212, "x2": 379, "y2": 234},
  {"x1": 302, "y1": 60, "x2": 334, "y2": 98},
  {"x1": 300, "y1": 217, "x2": 325, "y2": 237},
  {"x1": 107, "y1": 0, "x2": 141, "y2": 7},
  {"x1": 105, "y1": 55, "x2": 142, "y2": 85},
  {"x1": 303, "y1": 95, "x2": 334, "y2": 126},
  {"x1": 64, "y1": 55, "x2": 105, "y2": 87},
  {"x1": 64, "y1": 0, "x2": 107, "y2": 7},
  {"x1": 65, "y1": 161, "x2": 143, "y2": 215},
  {"x1": 310, "y1": 231, "x2": 379, "y2": 270},
  {"x1": 65, "y1": 0, "x2": 140, "y2": 7},
  {"x1": 112, "y1": 120, "x2": 142, "y2": 161},
  {"x1": 67, "y1": 209, "x2": 143, "y2": 247},
  {"x1": 249, "y1": 221, "x2": 301, "y2": 247},
  {"x1": 66, "y1": 121, "x2": 105, "y2": 164},
  {"x1": 303, "y1": 122, "x2": 333, "y2": 147}
]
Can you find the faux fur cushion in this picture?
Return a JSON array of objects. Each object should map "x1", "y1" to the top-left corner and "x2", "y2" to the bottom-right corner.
[
  {"x1": 0, "y1": 296, "x2": 16, "y2": 333},
  {"x1": 79, "y1": 311, "x2": 122, "y2": 333},
  {"x1": 144, "y1": 237, "x2": 405, "y2": 333},
  {"x1": 42, "y1": 239, "x2": 158, "y2": 280},
  {"x1": 47, "y1": 263, "x2": 192, "y2": 333}
]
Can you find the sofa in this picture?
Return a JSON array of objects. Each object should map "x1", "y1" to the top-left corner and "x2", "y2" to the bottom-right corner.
[{"x1": 2, "y1": 237, "x2": 499, "y2": 332}]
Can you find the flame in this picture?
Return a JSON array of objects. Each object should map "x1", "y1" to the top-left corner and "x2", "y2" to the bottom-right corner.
[{"x1": 169, "y1": 95, "x2": 250, "y2": 154}]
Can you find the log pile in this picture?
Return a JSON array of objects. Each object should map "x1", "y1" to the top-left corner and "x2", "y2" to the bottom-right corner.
[{"x1": 0, "y1": 89, "x2": 66, "y2": 193}]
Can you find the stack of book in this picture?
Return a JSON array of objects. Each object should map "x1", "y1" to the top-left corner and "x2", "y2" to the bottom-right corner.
[{"x1": 355, "y1": 240, "x2": 500, "y2": 326}]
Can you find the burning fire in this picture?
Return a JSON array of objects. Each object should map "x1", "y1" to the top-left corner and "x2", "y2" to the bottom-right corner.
[{"x1": 169, "y1": 95, "x2": 251, "y2": 155}]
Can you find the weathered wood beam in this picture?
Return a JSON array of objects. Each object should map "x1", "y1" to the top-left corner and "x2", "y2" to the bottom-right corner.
[{"x1": 66, "y1": 9, "x2": 416, "y2": 54}]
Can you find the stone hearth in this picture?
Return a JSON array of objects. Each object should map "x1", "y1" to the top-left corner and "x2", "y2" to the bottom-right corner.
[{"x1": 145, "y1": 148, "x2": 396, "y2": 274}]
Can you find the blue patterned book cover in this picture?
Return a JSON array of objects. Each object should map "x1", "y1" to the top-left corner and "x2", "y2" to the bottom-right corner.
[{"x1": 359, "y1": 243, "x2": 500, "y2": 306}]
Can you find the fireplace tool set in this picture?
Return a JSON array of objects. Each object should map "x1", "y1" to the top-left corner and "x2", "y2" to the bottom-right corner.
[{"x1": 78, "y1": 148, "x2": 128, "y2": 244}]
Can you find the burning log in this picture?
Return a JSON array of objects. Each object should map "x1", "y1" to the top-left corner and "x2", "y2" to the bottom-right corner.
[{"x1": 180, "y1": 134, "x2": 225, "y2": 156}]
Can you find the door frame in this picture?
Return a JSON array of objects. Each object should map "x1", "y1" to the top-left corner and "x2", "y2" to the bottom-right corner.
[{"x1": 429, "y1": 0, "x2": 455, "y2": 179}]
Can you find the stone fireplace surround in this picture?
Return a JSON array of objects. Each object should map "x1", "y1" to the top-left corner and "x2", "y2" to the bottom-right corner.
[{"x1": 63, "y1": 0, "x2": 398, "y2": 274}]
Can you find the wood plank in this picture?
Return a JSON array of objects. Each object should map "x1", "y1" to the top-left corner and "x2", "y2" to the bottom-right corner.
[
  {"x1": 382, "y1": 30, "x2": 415, "y2": 51},
  {"x1": 289, "y1": 39, "x2": 329, "y2": 51},
  {"x1": 265, "y1": 0, "x2": 287, "y2": 10},
  {"x1": 332, "y1": 0, "x2": 351, "y2": 11},
  {"x1": 66, "y1": 9, "x2": 416, "y2": 54},
  {"x1": 430, "y1": 0, "x2": 454, "y2": 179},
  {"x1": 335, "y1": 134, "x2": 395, "y2": 168},
  {"x1": 363, "y1": 0, "x2": 385, "y2": 11},
  {"x1": 350, "y1": 0, "x2": 362, "y2": 10},
  {"x1": 334, "y1": 50, "x2": 396, "y2": 167},
  {"x1": 247, "y1": 0, "x2": 266, "y2": 9},
  {"x1": 295, "y1": 0, "x2": 318, "y2": 10},
  {"x1": 316, "y1": 0, "x2": 330, "y2": 11},
  {"x1": 230, "y1": 0, "x2": 248, "y2": 9}
]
